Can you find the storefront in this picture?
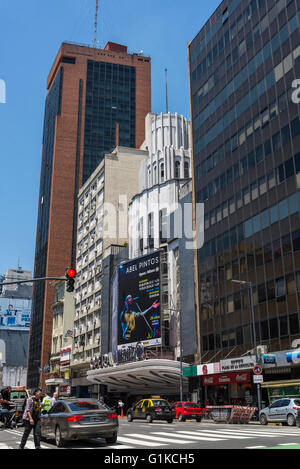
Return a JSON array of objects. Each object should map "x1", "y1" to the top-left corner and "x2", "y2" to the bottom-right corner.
[
  {"x1": 185, "y1": 356, "x2": 257, "y2": 405},
  {"x1": 261, "y1": 379, "x2": 300, "y2": 404},
  {"x1": 202, "y1": 371, "x2": 253, "y2": 406}
]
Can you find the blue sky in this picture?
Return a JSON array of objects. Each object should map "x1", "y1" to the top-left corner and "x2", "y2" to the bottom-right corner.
[{"x1": 0, "y1": 0, "x2": 220, "y2": 276}]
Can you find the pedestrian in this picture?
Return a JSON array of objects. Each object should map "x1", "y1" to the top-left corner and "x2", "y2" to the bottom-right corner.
[
  {"x1": 19, "y1": 388, "x2": 43, "y2": 449},
  {"x1": 117, "y1": 399, "x2": 124, "y2": 416},
  {"x1": 41, "y1": 391, "x2": 52, "y2": 414},
  {"x1": 50, "y1": 391, "x2": 58, "y2": 408},
  {"x1": 0, "y1": 398, "x2": 11, "y2": 428},
  {"x1": 99, "y1": 395, "x2": 105, "y2": 406}
]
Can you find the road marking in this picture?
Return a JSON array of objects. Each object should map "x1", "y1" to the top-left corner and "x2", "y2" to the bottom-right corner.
[
  {"x1": 195, "y1": 429, "x2": 282, "y2": 438},
  {"x1": 0, "y1": 443, "x2": 14, "y2": 450},
  {"x1": 278, "y1": 442, "x2": 299, "y2": 446},
  {"x1": 245, "y1": 446, "x2": 266, "y2": 449},
  {"x1": 117, "y1": 436, "x2": 164, "y2": 447},
  {"x1": 191, "y1": 430, "x2": 252, "y2": 439},
  {"x1": 211, "y1": 428, "x2": 300, "y2": 437},
  {"x1": 152, "y1": 431, "x2": 225, "y2": 442},
  {"x1": 106, "y1": 444, "x2": 134, "y2": 449},
  {"x1": 126, "y1": 433, "x2": 194, "y2": 445}
]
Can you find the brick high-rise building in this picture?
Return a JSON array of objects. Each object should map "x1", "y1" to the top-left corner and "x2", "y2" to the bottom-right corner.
[{"x1": 28, "y1": 42, "x2": 151, "y2": 388}]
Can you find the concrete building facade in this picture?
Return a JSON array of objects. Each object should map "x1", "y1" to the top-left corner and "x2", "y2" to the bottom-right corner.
[{"x1": 72, "y1": 146, "x2": 147, "y2": 396}]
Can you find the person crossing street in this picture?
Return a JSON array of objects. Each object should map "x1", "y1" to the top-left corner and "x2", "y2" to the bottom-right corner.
[{"x1": 19, "y1": 388, "x2": 43, "y2": 449}]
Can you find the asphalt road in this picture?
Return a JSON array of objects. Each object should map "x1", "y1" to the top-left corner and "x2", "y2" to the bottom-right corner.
[{"x1": 1, "y1": 419, "x2": 300, "y2": 450}]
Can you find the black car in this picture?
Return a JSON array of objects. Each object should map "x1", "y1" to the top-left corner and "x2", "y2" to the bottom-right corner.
[{"x1": 127, "y1": 398, "x2": 173, "y2": 423}]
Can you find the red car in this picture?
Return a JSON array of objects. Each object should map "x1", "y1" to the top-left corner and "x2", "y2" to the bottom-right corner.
[{"x1": 172, "y1": 402, "x2": 202, "y2": 422}]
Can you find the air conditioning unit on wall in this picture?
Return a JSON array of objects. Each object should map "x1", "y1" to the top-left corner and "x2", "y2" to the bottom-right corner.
[{"x1": 256, "y1": 345, "x2": 268, "y2": 355}]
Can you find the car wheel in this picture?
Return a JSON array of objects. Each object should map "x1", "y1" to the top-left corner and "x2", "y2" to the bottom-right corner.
[
  {"x1": 146, "y1": 414, "x2": 152, "y2": 423},
  {"x1": 106, "y1": 435, "x2": 118, "y2": 445},
  {"x1": 167, "y1": 419, "x2": 173, "y2": 424},
  {"x1": 259, "y1": 414, "x2": 268, "y2": 426},
  {"x1": 287, "y1": 414, "x2": 296, "y2": 426},
  {"x1": 127, "y1": 413, "x2": 133, "y2": 422},
  {"x1": 55, "y1": 425, "x2": 65, "y2": 448},
  {"x1": 196, "y1": 417, "x2": 202, "y2": 423},
  {"x1": 178, "y1": 414, "x2": 185, "y2": 422}
]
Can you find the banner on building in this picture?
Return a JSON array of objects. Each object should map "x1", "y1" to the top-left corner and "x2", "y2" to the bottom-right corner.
[
  {"x1": 117, "y1": 252, "x2": 161, "y2": 350},
  {"x1": 202, "y1": 371, "x2": 251, "y2": 386},
  {"x1": 0, "y1": 298, "x2": 31, "y2": 330}
]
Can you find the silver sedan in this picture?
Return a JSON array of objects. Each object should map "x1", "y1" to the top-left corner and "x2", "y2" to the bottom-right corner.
[
  {"x1": 259, "y1": 398, "x2": 300, "y2": 426},
  {"x1": 40, "y1": 399, "x2": 118, "y2": 447}
]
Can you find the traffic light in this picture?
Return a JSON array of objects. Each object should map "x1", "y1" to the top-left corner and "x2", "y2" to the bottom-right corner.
[{"x1": 65, "y1": 268, "x2": 77, "y2": 292}]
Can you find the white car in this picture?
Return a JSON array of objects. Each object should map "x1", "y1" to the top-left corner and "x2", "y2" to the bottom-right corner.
[{"x1": 259, "y1": 398, "x2": 300, "y2": 426}]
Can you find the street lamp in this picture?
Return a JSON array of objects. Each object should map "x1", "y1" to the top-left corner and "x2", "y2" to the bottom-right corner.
[
  {"x1": 165, "y1": 308, "x2": 183, "y2": 402},
  {"x1": 231, "y1": 279, "x2": 262, "y2": 412}
]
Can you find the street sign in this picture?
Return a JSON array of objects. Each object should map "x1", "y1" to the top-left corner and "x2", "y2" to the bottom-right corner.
[
  {"x1": 253, "y1": 364, "x2": 263, "y2": 375},
  {"x1": 253, "y1": 375, "x2": 264, "y2": 384}
]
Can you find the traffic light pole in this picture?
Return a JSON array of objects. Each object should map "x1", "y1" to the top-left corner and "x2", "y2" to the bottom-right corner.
[{"x1": 0, "y1": 277, "x2": 67, "y2": 286}]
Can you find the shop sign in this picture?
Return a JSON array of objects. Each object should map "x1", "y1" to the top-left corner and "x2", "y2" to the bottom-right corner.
[
  {"x1": 202, "y1": 371, "x2": 251, "y2": 386},
  {"x1": 60, "y1": 346, "x2": 72, "y2": 364},
  {"x1": 220, "y1": 355, "x2": 256, "y2": 372},
  {"x1": 197, "y1": 362, "x2": 220, "y2": 376},
  {"x1": 286, "y1": 351, "x2": 300, "y2": 364},
  {"x1": 253, "y1": 375, "x2": 264, "y2": 384},
  {"x1": 263, "y1": 354, "x2": 276, "y2": 364},
  {"x1": 183, "y1": 366, "x2": 197, "y2": 377}
]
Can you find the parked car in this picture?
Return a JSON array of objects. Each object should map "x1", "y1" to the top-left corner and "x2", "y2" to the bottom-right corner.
[
  {"x1": 171, "y1": 402, "x2": 202, "y2": 422},
  {"x1": 127, "y1": 397, "x2": 173, "y2": 423},
  {"x1": 259, "y1": 398, "x2": 300, "y2": 426},
  {"x1": 40, "y1": 399, "x2": 119, "y2": 447}
]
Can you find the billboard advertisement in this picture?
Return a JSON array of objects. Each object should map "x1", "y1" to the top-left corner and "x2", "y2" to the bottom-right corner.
[
  {"x1": 117, "y1": 252, "x2": 161, "y2": 350},
  {"x1": 0, "y1": 298, "x2": 31, "y2": 330}
]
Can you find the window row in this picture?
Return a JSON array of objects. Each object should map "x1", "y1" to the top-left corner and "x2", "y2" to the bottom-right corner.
[
  {"x1": 203, "y1": 152, "x2": 300, "y2": 231},
  {"x1": 193, "y1": 1, "x2": 298, "y2": 116},
  {"x1": 201, "y1": 271, "x2": 300, "y2": 323},
  {"x1": 199, "y1": 192, "x2": 300, "y2": 262},
  {"x1": 195, "y1": 39, "x2": 300, "y2": 151},
  {"x1": 191, "y1": 0, "x2": 267, "y2": 65},
  {"x1": 202, "y1": 311, "x2": 300, "y2": 352},
  {"x1": 196, "y1": 86, "x2": 295, "y2": 179}
]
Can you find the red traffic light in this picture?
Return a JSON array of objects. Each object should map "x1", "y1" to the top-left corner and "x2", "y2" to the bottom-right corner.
[{"x1": 66, "y1": 268, "x2": 77, "y2": 278}]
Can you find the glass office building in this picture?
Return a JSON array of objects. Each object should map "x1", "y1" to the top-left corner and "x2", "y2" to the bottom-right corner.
[{"x1": 189, "y1": 0, "x2": 300, "y2": 361}]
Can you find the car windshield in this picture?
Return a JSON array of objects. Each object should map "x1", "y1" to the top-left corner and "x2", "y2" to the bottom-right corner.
[
  {"x1": 67, "y1": 401, "x2": 104, "y2": 411},
  {"x1": 152, "y1": 400, "x2": 169, "y2": 408},
  {"x1": 184, "y1": 402, "x2": 200, "y2": 408},
  {"x1": 294, "y1": 399, "x2": 300, "y2": 406},
  {"x1": 9, "y1": 391, "x2": 27, "y2": 399}
]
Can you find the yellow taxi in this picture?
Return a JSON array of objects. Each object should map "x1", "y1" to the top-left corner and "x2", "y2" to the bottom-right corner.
[{"x1": 127, "y1": 397, "x2": 173, "y2": 423}]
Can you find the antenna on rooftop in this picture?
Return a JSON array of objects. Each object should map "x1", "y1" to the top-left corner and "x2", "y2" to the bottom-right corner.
[
  {"x1": 165, "y1": 68, "x2": 168, "y2": 114},
  {"x1": 94, "y1": 0, "x2": 99, "y2": 48}
]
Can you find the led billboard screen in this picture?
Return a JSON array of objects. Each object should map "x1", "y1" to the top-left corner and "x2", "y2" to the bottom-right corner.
[{"x1": 117, "y1": 252, "x2": 161, "y2": 350}]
